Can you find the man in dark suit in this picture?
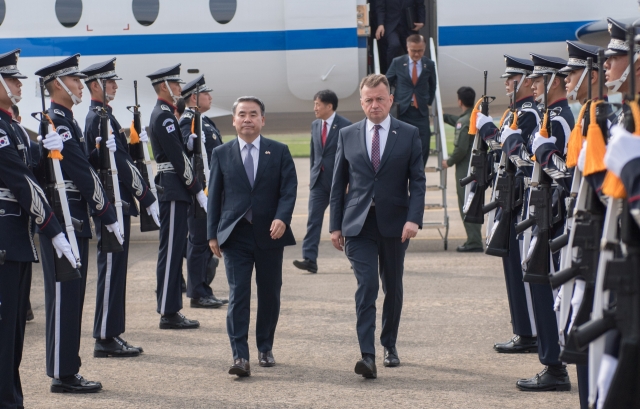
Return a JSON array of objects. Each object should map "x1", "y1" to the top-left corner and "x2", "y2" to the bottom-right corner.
[
  {"x1": 293, "y1": 90, "x2": 351, "y2": 274},
  {"x1": 375, "y1": 0, "x2": 425, "y2": 70},
  {"x1": 330, "y1": 74, "x2": 426, "y2": 379},
  {"x1": 207, "y1": 96, "x2": 297, "y2": 377},
  {"x1": 386, "y1": 34, "x2": 436, "y2": 167}
]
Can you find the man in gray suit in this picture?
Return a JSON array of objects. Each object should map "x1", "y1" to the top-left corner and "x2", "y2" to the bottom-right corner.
[
  {"x1": 293, "y1": 90, "x2": 351, "y2": 274},
  {"x1": 330, "y1": 74, "x2": 426, "y2": 379},
  {"x1": 386, "y1": 34, "x2": 436, "y2": 167}
]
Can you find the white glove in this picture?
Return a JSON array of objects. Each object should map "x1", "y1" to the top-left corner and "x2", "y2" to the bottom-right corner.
[
  {"x1": 531, "y1": 132, "x2": 557, "y2": 156},
  {"x1": 577, "y1": 140, "x2": 587, "y2": 172},
  {"x1": 139, "y1": 129, "x2": 149, "y2": 143},
  {"x1": 604, "y1": 124, "x2": 640, "y2": 177},
  {"x1": 146, "y1": 201, "x2": 161, "y2": 227},
  {"x1": 186, "y1": 133, "x2": 198, "y2": 151},
  {"x1": 196, "y1": 190, "x2": 208, "y2": 212},
  {"x1": 105, "y1": 222, "x2": 125, "y2": 245},
  {"x1": 475, "y1": 112, "x2": 493, "y2": 130},
  {"x1": 106, "y1": 134, "x2": 117, "y2": 153},
  {"x1": 499, "y1": 126, "x2": 521, "y2": 145},
  {"x1": 43, "y1": 131, "x2": 64, "y2": 152},
  {"x1": 95, "y1": 136, "x2": 102, "y2": 146},
  {"x1": 51, "y1": 232, "x2": 77, "y2": 267}
]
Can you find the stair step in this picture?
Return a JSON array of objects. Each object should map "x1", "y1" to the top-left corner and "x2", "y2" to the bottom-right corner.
[
  {"x1": 424, "y1": 166, "x2": 440, "y2": 173},
  {"x1": 424, "y1": 203, "x2": 444, "y2": 210},
  {"x1": 426, "y1": 185, "x2": 444, "y2": 191}
]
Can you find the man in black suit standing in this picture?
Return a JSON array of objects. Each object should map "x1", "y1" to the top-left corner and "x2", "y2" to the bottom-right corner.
[
  {"x1": 386, "y1": 34, "x2": 436, "y2": 167},
  {"x1": 330, "y1": 74, "x2": 426, "y2": 379},
  {"x1": 207, "y1": 96, "x2": 297, "y2": 377},
  {"x1": 375, "y1": 0, "x2": 425, "y2": 70},
  {"x1": 293, "y1": 90, "x2": 351, "y2": 274}
]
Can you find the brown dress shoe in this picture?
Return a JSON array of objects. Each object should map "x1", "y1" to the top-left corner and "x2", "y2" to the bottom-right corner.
[
  {"x1": 229, "y1": 358, "x2": 251, "y2": 377},
  {"x1": 258, "y1": 351, "x2": 276, "y2": 367}
]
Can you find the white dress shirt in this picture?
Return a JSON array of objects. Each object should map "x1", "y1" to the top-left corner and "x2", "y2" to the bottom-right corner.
[
  {"x1": 365, "y1": 115, "x2": 391, "y2": 160},
  {"x1": 321, "y1": 111, "x2": 336, "y2": 139},
  {"x1": 238, "y1": 135, "x2": 260, "y2": 180},
  {"x1": 408, "y1": 57, "x2": 423, "y2": 78}
]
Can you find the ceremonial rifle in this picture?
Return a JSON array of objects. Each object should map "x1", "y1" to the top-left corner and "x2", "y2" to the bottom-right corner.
[
  {"x1": 191, "y1": 85, "x2": 207, "y2": 220},
  {"x1": 127, "y1": 80, "x2": 160, "y2": 232},
  {"x1": 33, "y1": 77, "x2": 82, "y2": 282},
  {"x1": 459, "y1": 70, "x2": 494, "y2": 224},
  {"x1": 94, "y1": 79, "x2": 124, "y2": 253}
]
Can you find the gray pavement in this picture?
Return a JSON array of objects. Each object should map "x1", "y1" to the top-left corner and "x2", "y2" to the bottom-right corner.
[{"x1": 22, "y1": 156, "x2": 580, "y2": 408}]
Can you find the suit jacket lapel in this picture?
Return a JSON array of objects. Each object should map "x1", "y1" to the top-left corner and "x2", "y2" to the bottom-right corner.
[
  {"x1": 323, "y1": 118, "x2": 340, "y2": 154},
  {"x1": 253, "y1": 137, "x2": 272, "y2": 188},
  {"x1": 314, "y1": 121, "x2": 323, "y2": 154},
  {"x1": 359, "y1": 119, "x2": 375, "y2": 173},
  {"x1": 231, "y1": 138, "x2": 252, "y2": 190},
  {"x1": 378, "y1": 118, "x2": 400, "y2": 171}
]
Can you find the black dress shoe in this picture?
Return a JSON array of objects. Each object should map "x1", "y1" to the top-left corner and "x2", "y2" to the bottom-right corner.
[
  {"x1": 51, "y1": 374, "x2": 102, "y2": 393},
  {"x1": 159, "y1": 312, "x2": 200, "y2": 329},
  {"x1": 293, "y1": 258, "x2": 318, "y2": 273},
  {"x1": 383, "y1": 346, "x2": 400, "y2": 367},
  {"x1": 94, "y1": 337, "x2": 140, "y2": 358},
  {"x1": 26, "y1": 308, "x2": 34, "y2": 321},
  {"x1": 516, "y1": 365, "x2": 571, "y2": 391},
  {"x1": 115, "y1": 336, "x2": 143, "y2": 353},
  {"x1": 354, "y1": 356, "x2": 377, "y2": 379},
  {"x1": 210, "y1": 294, "x2": 229, "y2": 305},
  {"x1": 258, "y1": 351, "x2": 276, "y2": 367},
  {"x1": 229, "y1": 358, "x2": 251, "y2": 377},
  {"x1": 494, "y1": 335, "x2": 538, "y2": 353},
  {"x1": 190, "y1": 296, "x2": 222, "y2": 309},
  {"x1": 456, "y1": 245, "x2": 484, "y2": 253}
]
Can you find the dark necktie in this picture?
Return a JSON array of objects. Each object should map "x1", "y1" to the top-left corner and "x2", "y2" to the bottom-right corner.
[
  {"x1": 244, "y1": 143, "x2": 254, "y2": 221},
  {"x1": 412, "y1": 61, "x2": 419, "y2": 108},
  {"x1": 371, "y1": 124, "x2": 381, "y2": 172},
  {"x1": 321, "y1": 121, "x2": 328, "y2": 147}
]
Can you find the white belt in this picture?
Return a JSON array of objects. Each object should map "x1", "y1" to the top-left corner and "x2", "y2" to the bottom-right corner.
[
  {"x1": 64, "y1": 180, "x2": 79, "y2": 192},
  {"x1": 157, "y1": 162, "x2": 174, "y2": 172},
  {"x1": 0, "y1": 188, "x2": 16, "y2": 202}
]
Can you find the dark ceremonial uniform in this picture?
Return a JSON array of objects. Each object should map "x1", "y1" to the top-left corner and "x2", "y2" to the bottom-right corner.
[
  {"x1": 82, "y1": 58, "x2": 156, "y2": 352},
  {"x1": 0, "y1": 49, "x2": 65, "y2": 408},
  {"x1": 478, "y1": 55, "x2": 539, "y2": 349},
  {"x1": 178, "y1": 75, "x2": 224, "y2": 304},
  {"x1": 513, "y1": 54, "x2": 573, "y2": 392},
  {"x1": 34, "y1": 55, "x2": 117, "y2": 386},
  {"x1": 147, "y1": 64, "x2": 202, "y2": 323}
]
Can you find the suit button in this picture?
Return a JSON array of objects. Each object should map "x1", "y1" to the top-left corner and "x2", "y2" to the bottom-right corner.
[{"x1": 0, "y1": 209, "x2": 4, "y2": 215}]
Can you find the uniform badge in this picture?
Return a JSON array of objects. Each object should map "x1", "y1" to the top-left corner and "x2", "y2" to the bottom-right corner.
[
  {"x1": 0, "y1": 135, "x2": 9, "y2": 149},
  {"x1": 161, "y1": 104, "x2": 171, "y2": 112},
  {"x1": 53, "y1": 109, "x2": 65, "y2": 117},
  {"x1": 212, "y1": 135, "x2": 217, "y2": 140},
  {"x1": 166, "y1": 124, "x2": 175, "y2": 133},
  {"x1": 204, "y1": 123, "x2": 210, "y2": 128},
  {"x1": 162, "y1": 118, "x2": 175, "y2": 133},
  {"x1": 57, "y1": 126, "x2": 72, "y2": 142},
  {"x1": 265, "y1": 151, "x2": 271, "y2": 155},
  {"x1": 522, "y1": 102, "x2": 532, "y2": 109},
  {"x1": 456, "y1": 123, "x2": 462, "y2": 130},
  {"x1": 183, "y1": 112, "x2": 193, "y2": 119}
]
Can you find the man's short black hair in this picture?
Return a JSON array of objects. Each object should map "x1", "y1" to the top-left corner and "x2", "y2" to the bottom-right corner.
[
  {"x1": 176, "y1": 97, "x2": 185, "y2": 116},
  {"x1": 313, "y1": 89, "x2": 338, "y2": 111},
  {"x1": 457, "y1": 86, "x2": 476, "y2": 108},
  {"x1": 233, "y1": 96, "x2": 265, "y2": 116}
]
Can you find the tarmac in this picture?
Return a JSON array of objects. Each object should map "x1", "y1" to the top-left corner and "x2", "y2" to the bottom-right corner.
[{"x1": 21, "y1": 156, "x2": 581, "y2": 408}]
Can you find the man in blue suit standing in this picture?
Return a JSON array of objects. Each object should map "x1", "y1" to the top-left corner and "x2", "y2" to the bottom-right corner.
[
  {"x1": 330, "y1": 74, "x2": 426, "y2": 379},
  {"x1": 207, "y1": 96, "x2": 297, "y2": 377},
  {"x1": 293, "y1": 90, "x2": 351, "y2": 274}
]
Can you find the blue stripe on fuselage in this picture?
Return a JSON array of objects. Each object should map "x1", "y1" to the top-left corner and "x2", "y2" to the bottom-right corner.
[
  {"x1": 439, "y1": 20, "x2": 594, "y2": 46},
  {"x1": 5, "y1": 27, "x2": 360, "y2": 57}
]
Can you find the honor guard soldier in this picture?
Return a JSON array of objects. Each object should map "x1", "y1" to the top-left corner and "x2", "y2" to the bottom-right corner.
[
  {"x1": 511, "y1": 54, "x2": 574, "y2": 392},
  {"x1": 179, "y1": 75, "x2": 228, "y2": 308},
  {"x1": 34, "y1": 54, "x2": 123, "y2": 393},
  {"x1": 475, "y1": 55, "x2": 540, "y2": 354},
  {"x1": 0, "y1": 49, "x2": 73, "y2": 408},
  {"x1": 82, "y1": 58, "x2": 159, "y2": 357},
  {"x1": 147, "y1": 64, "x2": 207, "y2": 329}
]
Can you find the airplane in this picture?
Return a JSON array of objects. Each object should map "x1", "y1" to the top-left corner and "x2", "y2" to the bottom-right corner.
[{"x1": 1, "y1": 0, "x2": 637, "y2": 133}]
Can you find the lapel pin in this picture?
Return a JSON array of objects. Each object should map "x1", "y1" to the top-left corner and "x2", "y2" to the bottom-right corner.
[
  {"x1": 332, "y1": 125, "x2": 337, "y2": 129},
  {"x1": 392, "y1": 130, "x2": 397, "y2": 134},
  {"x1": 265, "y1": 151, "x2": 271, "y2": 155}
]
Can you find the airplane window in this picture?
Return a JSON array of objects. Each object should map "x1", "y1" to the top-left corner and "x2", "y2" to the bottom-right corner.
[
  {"x1": 210, "y1": 0, "x2": 236, "y2": 25},
  {"x1": 55, "y1": 0, "x2": 82, "y2": 28},
  {"x1": 132, "y1": 0, "x2": 159, "y2": 26}
]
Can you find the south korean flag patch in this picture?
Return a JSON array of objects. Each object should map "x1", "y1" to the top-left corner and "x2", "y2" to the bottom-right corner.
[
  {"x1": 163, "y1": 118, "x2": 175, "y2": 133},
  {"x1": 166, "y1": 123, "x2": 175, "y2": 133},
  {"x1": 57, "y1": 126, "x2": 72, "y2": 142},
  {"x1": 0, "y1": 135, "x2": 9, "y2": 149},
  {"x1": 456, "y1": 123, "x2": 462, "y2": 130}
]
